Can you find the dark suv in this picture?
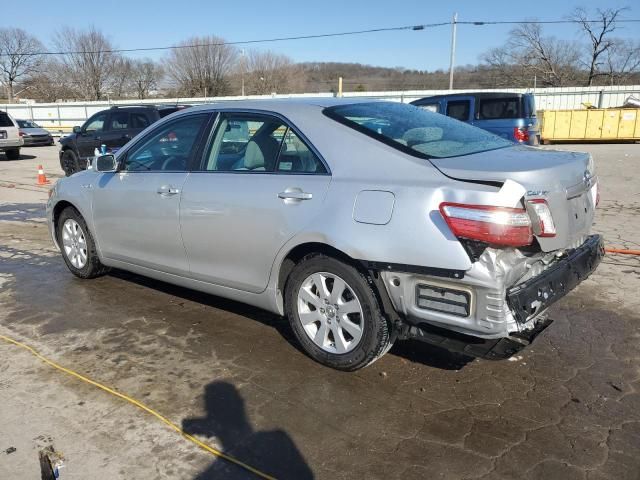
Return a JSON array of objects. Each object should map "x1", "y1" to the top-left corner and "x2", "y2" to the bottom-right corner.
[{"x1": 59, "y1": 105, "x2": 190, "y2": 176}]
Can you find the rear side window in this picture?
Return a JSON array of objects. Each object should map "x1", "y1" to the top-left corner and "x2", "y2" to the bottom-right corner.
[
  {"x1": 277, "y1": 129, "x2": 326, "y2": 174},
  {"x1": 446, "y1": 101, "x2": 470, "y2": 121},
  {"x1": 131, "y1": 113, "x2": 151, "y2": 129},
  {"x1": 109, "y1": 112, "x2": 129, "y2": 130},
  {"x1": 418, "y1": 103, "x2": 440, "y2": 113},
  {"x1": 0, "y1": 112, "x2": 14, "y2": 127},
  {"x1": 478, "y1": 98, "x2": 521, "y2": 120},
  {"x1": 204, "y1": 115, "x2": 285, "y2": 172}
]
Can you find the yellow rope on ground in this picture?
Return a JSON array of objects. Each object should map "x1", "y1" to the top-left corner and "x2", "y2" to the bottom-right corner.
[{"x1": 0, "y1": 333, "x2": 276, "y2": 480}]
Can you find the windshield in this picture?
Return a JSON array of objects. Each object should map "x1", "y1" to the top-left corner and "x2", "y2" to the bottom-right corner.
[
  {"x1": 18, "y1": 120, "x2": 38, "y2": 128},
  {"x1": 324, "y1": 102, "x2": 512, "y2": 159}
]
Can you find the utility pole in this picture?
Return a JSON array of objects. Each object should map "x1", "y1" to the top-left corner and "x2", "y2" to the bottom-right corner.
[
  {"x1": 240, "y1": 49, "x2": 246, "y2": 97},
  {"x1": 448, "y1": 12, "x2": 458, "y2": 91}
]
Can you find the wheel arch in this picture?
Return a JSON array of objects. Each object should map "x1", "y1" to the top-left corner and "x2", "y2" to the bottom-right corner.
[{"x1": 275, "y1": 241, "x2": 395, "y2": 326}]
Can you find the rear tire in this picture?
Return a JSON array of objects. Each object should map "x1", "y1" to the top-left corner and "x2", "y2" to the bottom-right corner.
[
  {"x1": 285, "y1": 254, "x2": 392, "y2": 371},
  {"x1": 5, "y1": 148, "x2": 20, "y2": 160},
  {"x1": 61, "y1": 150, "x2": 80, "y2": 176},
  {"x1": 57, "y1": 207, "x2": 109, "y2": 279}
]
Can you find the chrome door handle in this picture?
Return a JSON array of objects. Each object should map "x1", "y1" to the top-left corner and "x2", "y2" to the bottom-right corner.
[
  {"x1": 278, "y1": 190, "x2": 312, "y2": 201},
  {"x1": 157, "y1": 185, "x2": 180, "y2": 196}
]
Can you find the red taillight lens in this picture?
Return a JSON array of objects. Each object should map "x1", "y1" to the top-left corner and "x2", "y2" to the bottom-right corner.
[
  {"x1": 513, "y1": 127, "x2": 529, "y2": 143},
  {"x1": 440, "y1": 202, "x2": 533, "y2": 247},
  {"x1": 527, "y1": 199, "x2": 557, "y2": 237}
]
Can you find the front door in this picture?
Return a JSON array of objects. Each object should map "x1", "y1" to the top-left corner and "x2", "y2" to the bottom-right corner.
[
  {"x1": 92, "y1": 113, "x2": 210, "y2": 275},
  {"x1": 180, "y1": 113, "x2": 331, "y2": 293},
  {"x1": 77, "y1": 111, "x2": 108, "y2": 160}
]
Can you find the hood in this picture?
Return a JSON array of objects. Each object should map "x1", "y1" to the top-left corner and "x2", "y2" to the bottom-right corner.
[
  {"x1": 429, "y1": 146, "x2": 597, "y2": 252},
  {"x1": 21, "y1": 127, "x2": 51, "y2": 135}
]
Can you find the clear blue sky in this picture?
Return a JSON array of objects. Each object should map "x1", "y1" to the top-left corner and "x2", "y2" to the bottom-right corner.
[{"x1": 2, "y1": 0, "x2": 637, "y2": 70}]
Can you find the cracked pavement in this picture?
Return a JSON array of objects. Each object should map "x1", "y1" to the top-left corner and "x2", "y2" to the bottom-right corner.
[{"x1": 0, "y1": 144, "x2": 639, "y2": 479}]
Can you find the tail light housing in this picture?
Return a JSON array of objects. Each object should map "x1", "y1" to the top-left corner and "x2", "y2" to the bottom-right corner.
[
  {"x1": 439, "y1": 202, "x2": 533, "y2": 247},
  {"x1": 527, "y1": 199, "x2": 556, "y2": 237},
  {"x1": 513, "y1": 127, "x2": 529, "y2": 143}
]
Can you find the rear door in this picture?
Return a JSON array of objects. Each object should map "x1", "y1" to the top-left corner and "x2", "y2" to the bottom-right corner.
[
  {"x1": 180, "y1": 112, "x2": 331, "y2": 293},
  {"x1": 92, "y1": 113, "x2": 210, "y2": 275},
  {"x1": 100, "y1": 110, "x2": 131, "y2": 153}
]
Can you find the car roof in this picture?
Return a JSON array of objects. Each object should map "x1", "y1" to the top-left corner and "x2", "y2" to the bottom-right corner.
[
  {"x1": 413, "y1": 92, "x2": 531, "y2": 103},
  {"x1": 182, "y1": 97, "x2": 379, "y2": 115}
]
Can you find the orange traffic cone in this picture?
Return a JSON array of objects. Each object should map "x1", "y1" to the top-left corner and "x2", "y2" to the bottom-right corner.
[{"x1": 37, "y1": 165, "x2": 50, "y2": 185}]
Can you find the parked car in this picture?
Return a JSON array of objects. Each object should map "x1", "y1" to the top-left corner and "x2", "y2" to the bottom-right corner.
[
  {"x1": 17, "y1": 120, "x2": 54, "y2": 146},
  {"x1": 59, "y1": 104, "x2": 190, "y2": 176},
  {"x1": 47, "y1": 100, "x2": 602, "y2": 371},
  {"x1": 411, "y1": 92, "x2": 540, "y2": 145},
  {"x1": 0, "y1": 110, "x2": 23, "y2": 160}
]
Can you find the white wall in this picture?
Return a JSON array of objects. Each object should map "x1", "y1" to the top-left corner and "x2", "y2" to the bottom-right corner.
[{"x1": 2, "y1": 85, "x2": 639, "y2": 130}]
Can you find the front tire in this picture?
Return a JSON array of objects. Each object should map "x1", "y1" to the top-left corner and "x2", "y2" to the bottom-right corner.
[
  {"x1": 61, "y1": 150, "x2": 80, "y2": 176},
  {"x1": 5, "y1": 148, "x2": 20, "y2": 160},
  {"x1": 57, "y1": 207, "x2": 109, "y2": 279},
  {"x1": 285, "y1": 254, "x2": 392, "y2": 371}
]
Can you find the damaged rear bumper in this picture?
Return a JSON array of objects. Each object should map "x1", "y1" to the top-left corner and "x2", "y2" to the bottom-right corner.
[
  {"x1": 377, "y1": 234, "x2": 604, "y2": 359},
  {"x1": 507, "y1": 234, "x2": 604, "y2": 323}
]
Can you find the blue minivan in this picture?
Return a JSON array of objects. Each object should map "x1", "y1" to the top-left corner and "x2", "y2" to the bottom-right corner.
[{"x1": 410, "y1": 92, "x2": 539, "y2": 145}]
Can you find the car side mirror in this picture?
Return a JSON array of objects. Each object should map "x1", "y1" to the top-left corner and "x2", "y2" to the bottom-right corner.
[
  {"x1": 73, "y1": 126, "x2": 82, "y2": 134},
  {"x1": 92, "y1": 154, "x2": 118, "y2": 172}
]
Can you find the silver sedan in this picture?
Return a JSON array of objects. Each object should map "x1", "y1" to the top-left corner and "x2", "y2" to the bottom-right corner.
[{"x1": 46, "y1": 99, "x2": 603, "y2": 370}]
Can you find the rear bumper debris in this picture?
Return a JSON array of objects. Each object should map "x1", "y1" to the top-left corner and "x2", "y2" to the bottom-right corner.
[{"x1": 507, "y1": 234, "x2": 604, "y2": 324}]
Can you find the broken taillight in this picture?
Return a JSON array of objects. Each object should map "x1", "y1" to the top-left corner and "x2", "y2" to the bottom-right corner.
[
  {"x1": 439, "y1": 202, "x2": 533, "y2": 247},
  {"x1": 527, "y1": 199, "x2": 557, "y2": 237}
]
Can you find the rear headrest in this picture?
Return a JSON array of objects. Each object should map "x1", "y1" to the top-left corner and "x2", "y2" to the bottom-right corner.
[{"x1": 402, "y1": 127, "x2": 443, "y2": 145}]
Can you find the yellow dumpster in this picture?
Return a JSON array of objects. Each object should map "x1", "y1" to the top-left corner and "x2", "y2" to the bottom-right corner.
[{"x1": 541, "y1": 108, "x2": 640, "y2": 142}]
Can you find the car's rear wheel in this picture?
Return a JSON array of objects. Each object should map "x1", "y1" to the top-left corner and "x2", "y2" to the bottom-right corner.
[
  {"x1": 57, "y1": 207, "x2": 109, "y2": 279},
  {"x1": 285, "y1": 254, "x2": 392, "y2": 371},
  {"x1": 61, "y1": 150, "x2": 80, "y2": 176},
  {"x1": 5, "y1": 148, "x2": 20, "y2": 160}
]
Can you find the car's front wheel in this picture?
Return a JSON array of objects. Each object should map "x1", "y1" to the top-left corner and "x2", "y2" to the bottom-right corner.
[
  {"x1": 61, "y1": 150, "x2": 80, "y2": 176},
  {"x1": 285, "y1": 254, "x2": 392, "y2": 371},
  {"x1": 57, "y1": 207, "x2": 109, "y2": 279}
]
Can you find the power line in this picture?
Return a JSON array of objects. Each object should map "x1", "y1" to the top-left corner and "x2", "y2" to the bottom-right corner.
[{"x1": 1, "y1": 18, "x2": 639, "y2": 57}]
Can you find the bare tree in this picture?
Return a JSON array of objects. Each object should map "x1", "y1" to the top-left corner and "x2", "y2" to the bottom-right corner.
[
  {"x1": 571, "y1": 7, "x2": 626, "y2": 85},
  {"x1": 164, "y1": 36, "x2": 237, "y2": 97},
  {"x1": 0, "y1": 28, "x2": 44, "y2": 102},
  {"x1": 129, "y1": 59, "x2": 163, "y2": 99},
  {"x1": 245, "y1": 50, "x2": 304, "y2": 95},
  {"x1": 604, "y1": 38, "x2": 640, "y2": 85},
  {"x1": 108, "y1": 56, "x2": 133, "y2": 99},
  {"x1": 481, "y1": 23, "x2": 581, "y2": 87},
  {"x1": 21, "y1": 60, "x2": 79, "y2": 101},
  {"x1": 54, "y1": 27, "x2": 118, "y2": 100}
]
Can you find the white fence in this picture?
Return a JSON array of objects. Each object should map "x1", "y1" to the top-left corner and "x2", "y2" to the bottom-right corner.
[{"x1": 2, "y1": 85, "x2": 639, "y2": 133}]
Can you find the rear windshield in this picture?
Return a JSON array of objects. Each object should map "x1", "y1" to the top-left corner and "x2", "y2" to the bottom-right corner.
[
  {"x1": 324, "y1": 102, "x2": 512, "y2": 159},
  {"x1": 0, "y1": 112, "x2": 14, "y2": 127},
  {"x1": 478, "y1": 97, "x2": 522, "y2": 120}
]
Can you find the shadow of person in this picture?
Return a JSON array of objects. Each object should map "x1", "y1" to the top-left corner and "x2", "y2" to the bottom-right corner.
[{"x1": 183, "y1": 381, "x2": 314, "y2": 480}]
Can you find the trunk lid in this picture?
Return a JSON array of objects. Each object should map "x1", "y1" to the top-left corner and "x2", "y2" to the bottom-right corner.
[{"x1": 430, "y1": 146, "x2": 597, "y2": 252}]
